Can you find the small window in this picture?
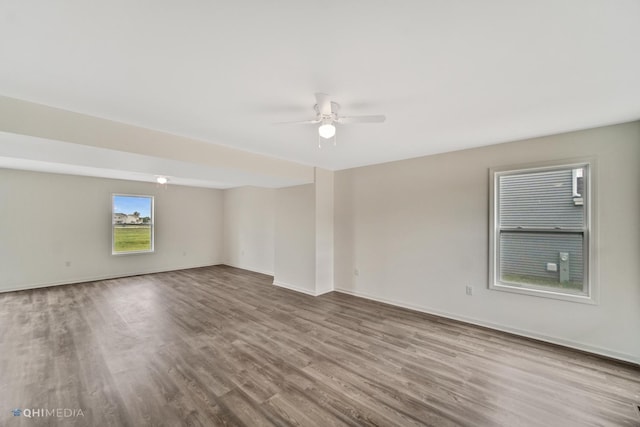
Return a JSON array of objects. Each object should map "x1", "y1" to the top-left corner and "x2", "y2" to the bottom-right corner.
[
  {"x1": 489, "y1": 161, "x2": 595, "y2": 303},
  {"x1": 112, "y1": 194, "x2": 154, "y2": 254}
]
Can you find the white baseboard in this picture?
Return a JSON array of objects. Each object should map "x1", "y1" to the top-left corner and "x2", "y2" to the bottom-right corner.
[
  {"x1": 334, "y1": 287, "x2": 639, "y2": 366},
  {"x1": 223, "y1": 262, "x2": 274, "y2": 277},
  {"x1": 273, "y1": 280, "x2": 323, "y2": 296},
  {"x1": 0, "y1": 263, "x2": 222, "y2": 294}
]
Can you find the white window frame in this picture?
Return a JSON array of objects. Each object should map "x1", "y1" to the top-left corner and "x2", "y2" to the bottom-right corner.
[
  {"x1": 111, "y1": 193, "x2": 155, "y2": 255},
  {"x1": 489, "y1": 158, "x2": 598, "y2": 304}
]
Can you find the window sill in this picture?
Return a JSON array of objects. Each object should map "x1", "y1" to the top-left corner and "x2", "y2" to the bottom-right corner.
[
  {"x1": 490, "y1": 281, "x2": 596, "y2": 305},
  {"x1": 112, "y1": 250, "x2": 155, "y2": 256}
]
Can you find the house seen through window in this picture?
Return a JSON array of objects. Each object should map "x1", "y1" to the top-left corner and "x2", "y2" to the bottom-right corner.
[
  {"x1": 112, "y1": 194, "x2": 154, "y2": 254},
  {"x1": 489, "y1": 162, "x2": 594, "y2": 302}
]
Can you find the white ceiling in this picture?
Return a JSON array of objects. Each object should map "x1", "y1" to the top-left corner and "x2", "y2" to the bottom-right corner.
[{"x1": 1, "y1": 0, "x2": 639, "y2": 186}]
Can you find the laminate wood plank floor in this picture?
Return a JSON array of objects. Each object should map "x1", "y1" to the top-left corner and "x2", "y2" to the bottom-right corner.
[{"x1": 1, "y1": 265, "x2": 638, "y2": 426}]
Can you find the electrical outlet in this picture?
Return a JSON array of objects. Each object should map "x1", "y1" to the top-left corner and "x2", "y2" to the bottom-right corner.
[
  {"x1": 465, "y1": 285, "x2": 473, "y2": 296},
  {"x1": 354, "y1": 268, "x2": 359, "y2": 277}
]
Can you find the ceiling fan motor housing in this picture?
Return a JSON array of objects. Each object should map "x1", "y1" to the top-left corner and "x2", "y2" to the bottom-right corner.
[{"x1": 314, "y1": 101, "x2": 340, "y2": 122}]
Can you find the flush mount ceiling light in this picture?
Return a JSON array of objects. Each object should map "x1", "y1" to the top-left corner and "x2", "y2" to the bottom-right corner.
[
  {"x1": 156, "y1": 176, "x2": 168, "y2": 185},
  {"x1": 275, "y1": 93, "x2": 386, "y2": 147}
]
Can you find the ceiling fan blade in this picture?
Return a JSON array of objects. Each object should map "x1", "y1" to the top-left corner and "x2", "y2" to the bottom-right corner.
[
  {"x1": 273, "y1": 119, "x2": 321, "y2": 125},
  {"x1": 315, "y1": 93, "x2": 332, "y2": 116},
  {"x1": 337, "y1": 115, "x2": 386, "y2": 124}
]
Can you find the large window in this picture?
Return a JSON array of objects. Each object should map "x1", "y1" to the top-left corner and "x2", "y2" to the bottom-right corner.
[
  {"x1": 112, "y1": 194, "x2": 154, "y2": 255},
  {"x1": 489, "y1": 161, "x2": 595, "y2": 303}
]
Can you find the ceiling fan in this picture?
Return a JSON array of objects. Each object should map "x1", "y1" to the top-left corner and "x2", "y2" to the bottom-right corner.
[{"x1": 279, "y1": 93, "x2": 386, "y2": 146}]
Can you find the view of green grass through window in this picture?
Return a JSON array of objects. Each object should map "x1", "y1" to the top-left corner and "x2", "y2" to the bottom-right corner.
[{"x1": 112, "y1": 194, "x2": 154, "y2": 254}]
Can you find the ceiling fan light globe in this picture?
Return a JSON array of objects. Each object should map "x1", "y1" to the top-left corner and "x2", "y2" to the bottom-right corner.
[{"x1": 318, "y1": 124, "x2": 336, "y2": 139}]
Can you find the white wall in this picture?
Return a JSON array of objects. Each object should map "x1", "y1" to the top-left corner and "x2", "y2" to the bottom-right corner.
[
  {"x1": 315, "y1": 168, "x2": 334, "y2": 295},
  {"x1": 224, "y1": 172, "x2": 334, "y2": 296},
  {"x1": 334, "y1": 121, "x2": 640, "y2": 364},
  {"x1": 0, "y1": 169, "x2": 223, "y2": 292},
  {"x1": 223, "y1": 186, "x2": 275, "y2": 275},
  {"x1": 274, "y1": 184, "x2": 316, "y2": 295}
]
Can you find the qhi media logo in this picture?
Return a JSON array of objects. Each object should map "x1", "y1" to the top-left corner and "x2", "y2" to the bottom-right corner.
[{"x1": 11, "y1": 408, "x2": 85, "y2": 418}]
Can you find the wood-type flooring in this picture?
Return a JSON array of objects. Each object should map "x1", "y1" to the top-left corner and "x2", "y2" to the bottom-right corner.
[{"x1": 1, "y1": 265, "x2": 639, "y2": 426}]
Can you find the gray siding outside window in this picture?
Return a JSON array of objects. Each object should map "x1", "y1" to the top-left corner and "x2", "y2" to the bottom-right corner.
[
  {"x1": 499, "y1": 232, "x2": 584, "y2": 283},
  {"x1": 499, "y1": 170, "x2": 584, "y2": 229},
  {"x1": 497, "y1": 167, "x2": 587, "y2": 292}
]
